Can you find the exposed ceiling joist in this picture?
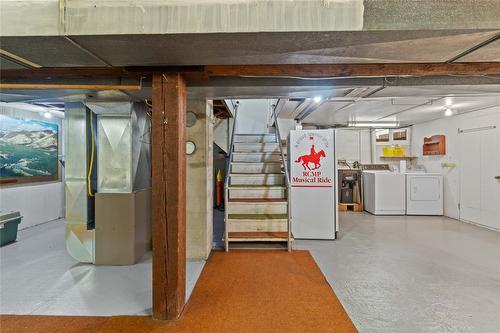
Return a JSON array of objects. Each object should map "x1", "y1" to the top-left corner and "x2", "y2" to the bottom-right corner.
[
  {"x1": 0, "y1": 49, "x2": 41, "y2": 68},
  {"x1": 212, "y1": 99, "x2": 232, "y2": 119}
]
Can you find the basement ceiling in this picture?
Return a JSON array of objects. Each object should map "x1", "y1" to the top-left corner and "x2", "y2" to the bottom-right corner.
[
  {"x1": 1, "y1": 29, "x2": 499, "y2": 127},
  {"x1": 2, "y1": 82, "x2": 500, "y2": 127},
  {"x1": 458, "y1": 39, "x2": 500, "y2": 62},
  {"x1": 277, "y1": 87, "x2": 500, "y2": 127},
  {"x1": 1, "y1": 30, "x2": 499, "y2": 67}
]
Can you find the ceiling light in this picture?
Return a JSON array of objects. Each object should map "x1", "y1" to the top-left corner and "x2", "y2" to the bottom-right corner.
[
  {"x1": 313, "y1": 96, "x2": 322, "y2": 103},
  {"x1": 348, "y1": 121, "x2": 400, "y2": 128},
  {"x1": 43, "y1": 111, "x2": 52, "y2": 119},
  {"x1": 444, "y1": 108, "x2": 453, "y2": 117}
]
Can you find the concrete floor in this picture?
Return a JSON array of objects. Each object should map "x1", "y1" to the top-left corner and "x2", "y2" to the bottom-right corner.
[
  {"x1": 0, "y1": 219, "x2": 205, "y2": 316},
  {"x1": 296, "y1": 212, "x2": 500, "y2": 333},
  {"x1": 2, "y1": 213, "x2": 500, "y2": 332}
]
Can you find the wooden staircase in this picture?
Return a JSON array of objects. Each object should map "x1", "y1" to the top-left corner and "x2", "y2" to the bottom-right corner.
[{"x1": 224, "y1": 133, "x2": 292, "y2": 251}]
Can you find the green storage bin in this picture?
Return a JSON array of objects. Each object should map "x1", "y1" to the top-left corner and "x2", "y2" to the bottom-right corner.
[{"x1": 0, "y1": 211, "x2": 22, "y2": 246}]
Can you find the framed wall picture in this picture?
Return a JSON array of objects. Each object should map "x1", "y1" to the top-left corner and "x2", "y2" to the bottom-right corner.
[{"x1": 0, "y1": 114, "x2": 59, "y2": 185}]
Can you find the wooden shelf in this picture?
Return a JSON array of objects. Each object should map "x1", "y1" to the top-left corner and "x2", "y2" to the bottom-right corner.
[{"x1": 423, "y1": 135, "x2": 446, "y2": 155}]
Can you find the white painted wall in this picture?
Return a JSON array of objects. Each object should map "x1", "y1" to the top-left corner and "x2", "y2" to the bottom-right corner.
[
  {"x1": 0, "y1": 103, "x2": 64, "y2": 230},
  {"x1": 230, "y1": 99, "x2": 275, "y2": 134},
  {"x1": 411, "y1": 107, "x2": 500, "y2": 221},
  {"x1": 371, "y1": 128, "x2": 412, "y2": 169},
  {"x1": 213, "y1": 118, "x2": 233, "y2": 154},
  {"x1": 0, "y1": 182, "x2": 64, "y2": 229},
  {"x1": 336, "y1": 128, "x2": 372, "y2": 164},
  {"x1": 276, "y1": 118, "x2": 296, "y2": 140}
]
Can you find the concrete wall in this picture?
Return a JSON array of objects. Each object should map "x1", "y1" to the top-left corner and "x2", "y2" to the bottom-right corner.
[
  {"x1": 186, "y1": 100, "x2": 213, "y2": 259},
  {"x1": 0, "y1": 104, "x2": 64, "y2": 230},
  {"x1": 411, "y1": 107, "x2": 500, "y2": 220}
]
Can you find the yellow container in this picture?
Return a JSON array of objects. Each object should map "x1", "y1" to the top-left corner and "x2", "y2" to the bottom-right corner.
[{"x1": 383, "y1": 146, "x2": 405, "y2": 157}]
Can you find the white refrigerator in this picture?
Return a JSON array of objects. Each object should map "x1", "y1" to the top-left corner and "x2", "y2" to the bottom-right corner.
[{"x1": 289, "y1": 129, "x2": 337, "y2": 239}]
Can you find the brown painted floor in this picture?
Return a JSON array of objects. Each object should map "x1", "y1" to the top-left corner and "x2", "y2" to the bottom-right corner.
[{"x1": 0, "y1": 250, "x2": 357, "y2": 333}]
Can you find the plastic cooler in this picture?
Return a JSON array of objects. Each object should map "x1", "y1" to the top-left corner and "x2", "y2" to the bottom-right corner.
[{"x1": 0, "y1": 211, "x2": 22, "y2": 246}]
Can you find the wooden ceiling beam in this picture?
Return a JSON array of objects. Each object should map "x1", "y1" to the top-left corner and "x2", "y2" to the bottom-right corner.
[
  {"x1": 204, "y1": 62, "x2": 500, "y2": 78},
  {"x1": 0, "y1": 66, "x2": 205, "y2": 79},
  {"x1": 1, "y1": 63, "x2": 500, "y2": 82}
]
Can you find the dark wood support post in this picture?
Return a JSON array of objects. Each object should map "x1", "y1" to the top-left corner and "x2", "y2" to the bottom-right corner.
[{"x1": 151, "y1": 73, "x2": 187, "y2": 320}]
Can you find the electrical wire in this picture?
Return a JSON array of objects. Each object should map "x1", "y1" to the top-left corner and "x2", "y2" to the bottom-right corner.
[{"x1": 87, "y1": 111, "x2": 95, "y2": 197}]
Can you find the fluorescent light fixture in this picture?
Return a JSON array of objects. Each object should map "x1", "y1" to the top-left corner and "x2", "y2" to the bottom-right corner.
[
  {"x1": 444, "y1": 108, "x2": 453, "y2": 117},
  {"x1": 348, "y1": 121, "x2": 400, "y2": 128},
  {"x1": 313, "y1": 96, "x2": 322, "y2": 103}
]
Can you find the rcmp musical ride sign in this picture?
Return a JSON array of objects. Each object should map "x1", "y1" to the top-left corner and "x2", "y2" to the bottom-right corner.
[{"x1": 289, "y1": 129, "x2": 336, "y2": 239}]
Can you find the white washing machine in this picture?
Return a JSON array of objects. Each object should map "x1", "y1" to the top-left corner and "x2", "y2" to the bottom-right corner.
[
  {"x1": 363, "y1": 171, "x2": 406, "y2": 215},
  {"x1": 406, "y1": 173, "x2": 443, "y2": 215}
]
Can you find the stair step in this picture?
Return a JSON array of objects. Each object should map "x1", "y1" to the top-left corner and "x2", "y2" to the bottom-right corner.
[
  {"x1": 227, "y1": 243, "x2": 288, "y2": 250},
  {"x1": 227, "y1": 219, "x2": 287, "y2": 232},
  {"x1": 228, "y1": 185, "x2": 286, "y2": 199},
  {"x1": 227, "y1": 232, "x2": 289, "y2": 242},
  {"x1": 228, "y1": 198, "x2": 287, "y2": 202},
  {"x1": 232, "y1": 152, "x2": 282, "y2": 162},
  {"x1": 230, "y1": 173, "x2": 284, "y2": 186},
  {"x1": 229, "y1": 184, "x2": 285, "y2": 188},
  {"x1": 233, "y1": 142, "x2": 280, "y2": 153},
  {"x1": 227, "y1": 199, "x2": 287, "y2": 214},
  {"x1": 234, "y1": 134, "x2": 276, "y2": 143},
  {"x1": 231, "y1": 162, "x2": 282, "y2": 174},
  {"x1": 228, "y1": 213, "x2": 288, "y2": 220}
]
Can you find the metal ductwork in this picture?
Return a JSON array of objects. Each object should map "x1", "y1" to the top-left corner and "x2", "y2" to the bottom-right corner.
[
  {"x1": 64, "y1": 101, "x2": 151, "y2": 264},
  {"x1": 64, "y1": 102, "x2": 95, "y2": 263}
]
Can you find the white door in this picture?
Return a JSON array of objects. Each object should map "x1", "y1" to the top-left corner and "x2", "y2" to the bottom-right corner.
[
  {"x1": 459, "y1": 125, "x2": 500, "y2": 230},
  {"x1": 480, "y1": 127, "x2": 500, "y2": 230}
]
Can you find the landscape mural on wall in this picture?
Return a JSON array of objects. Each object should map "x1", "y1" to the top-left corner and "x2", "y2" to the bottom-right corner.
[{"x1": 0, "y1": 114, "x2": 59, "y2": 184}]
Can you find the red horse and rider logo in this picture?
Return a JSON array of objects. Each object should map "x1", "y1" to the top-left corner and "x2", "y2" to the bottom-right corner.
[{"x1": 294, "y1": 145, "x2": 326, "y2": 170}]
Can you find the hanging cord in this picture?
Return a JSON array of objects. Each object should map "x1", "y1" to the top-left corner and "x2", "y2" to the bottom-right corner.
[{"x1": 87, "y1": 111, "x2": 95, "y2": 197}]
